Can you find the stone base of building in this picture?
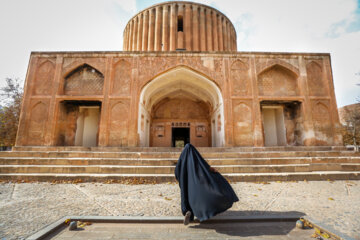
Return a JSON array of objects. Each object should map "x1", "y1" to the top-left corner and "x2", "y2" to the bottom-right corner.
[{"x1": 1, "y1": 146, "x2": 359, "y2": 182}]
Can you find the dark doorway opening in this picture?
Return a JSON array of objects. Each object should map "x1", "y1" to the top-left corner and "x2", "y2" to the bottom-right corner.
[
  {"x1": 172, "y1": 127, "x2": 190, "y2": 147},
  {"x1": 57, "y1": 100, "x2": 102, "y2": 147}
]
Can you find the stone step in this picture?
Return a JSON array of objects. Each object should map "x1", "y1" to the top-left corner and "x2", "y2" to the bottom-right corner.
[
  {"x1": 1, "y1": 163, "x2": 360, "y2": 174},
  {"x1": 1, "y1": 171, "x2": 359, "y2": 182},
  {"x1": 1, "y1": 156, "x2": 360, "y2": 166},
  {"x1": 11, "y1": 146, "x2": 348, "y2": 152},
  {"x1": 1, "y1": 150, "x2": 359, "y2": 159},
  {"x1": 2, "y1": 147, "x2": 358, "y2": 183}
]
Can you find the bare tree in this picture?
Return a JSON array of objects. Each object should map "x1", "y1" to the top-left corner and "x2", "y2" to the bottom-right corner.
[
  {"x1": 0, "y1": 78, "x2": 23, "y2": 148},
  {"x1": 342, "y1": 107, "x2": 360, "y2": 147}
]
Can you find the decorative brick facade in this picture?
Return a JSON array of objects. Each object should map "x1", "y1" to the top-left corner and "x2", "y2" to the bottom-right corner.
[{"x1": 15, "y1": 1, "x2": 343, "y2": 148}]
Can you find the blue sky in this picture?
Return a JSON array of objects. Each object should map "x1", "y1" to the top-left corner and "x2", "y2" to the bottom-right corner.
[{"x1": 0, "y1": 0, "x2": 359, "y2": 107}]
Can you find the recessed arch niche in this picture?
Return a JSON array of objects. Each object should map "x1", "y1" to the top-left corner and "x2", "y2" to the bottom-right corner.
[
  {"x1": 258, "y1": 64, "x2": 299, "y2": 96},
  {"x1": 64, "y1": 64, "x2": 104, "y2": 95},
  {"x1": 138, "y1": 66, "x2": 225, "y2": 147}
]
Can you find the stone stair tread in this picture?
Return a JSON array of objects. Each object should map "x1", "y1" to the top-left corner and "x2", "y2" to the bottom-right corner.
[
  {"x1": 213, "y1": 163, "x2": 360, "y2": 167},
  {"x1": 3, "y1": 155, "x2": 356, "y2": 159},
  {"x1": 225, "y1": 171, "x2": 360, "y2": 176},
  {"x1": 0, "y1": 165, "x2": 175, "y2": 168},
  {"x1": 3, "y1": 163, "x2": 360, "y2": 168},
  {"x1": 1, "y1": 171, "x2": 359, "y2": 182},
  {"x1": 11, "y1": 145, "x2": 347, "y2": 148},
  {"x1": 0, "y1": 171, "x2": 359, "y2": 177},
  {"x1": 1, "y1": 149, "x2": 358, "y2": 154},
  {"x1": 0, "y1": 157, "x2": 179, "y2": 160},
  {"x1": 1, "y1": 156, "x2": 360, "y2": 160},
  {"x1": 0, "y1": 173, "x2": 174, "y2": 177},
  {"x1": 1, "y1": 147, "x2": 358, "y2": 182}
]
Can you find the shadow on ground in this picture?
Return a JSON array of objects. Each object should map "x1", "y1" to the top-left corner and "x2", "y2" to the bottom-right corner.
[{"x1": 189, "y1": 210, "x2": 305, "y2": 237}]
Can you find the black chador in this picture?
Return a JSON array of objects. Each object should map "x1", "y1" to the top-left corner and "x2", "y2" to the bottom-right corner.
[{"x1": 175, "y1": 144, "x2": 239, "y2": 222}]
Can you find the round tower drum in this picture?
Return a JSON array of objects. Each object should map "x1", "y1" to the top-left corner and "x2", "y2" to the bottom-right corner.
[{"x1": 123, "y1": 1, "x2": 237, "y2": 52}]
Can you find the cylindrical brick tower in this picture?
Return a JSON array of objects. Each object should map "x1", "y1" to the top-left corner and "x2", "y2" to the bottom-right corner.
[{"x1": 123, "y1": 1, "x2": 237, "y2": 52}]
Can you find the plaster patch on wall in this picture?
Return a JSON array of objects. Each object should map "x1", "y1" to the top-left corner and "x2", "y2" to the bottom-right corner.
[
  {"x1": 201, "y1": 57, "x2": 214, "y2": 71},
  {"x1": 303, "y1": 129, "x2": 315, "y2": 139}
]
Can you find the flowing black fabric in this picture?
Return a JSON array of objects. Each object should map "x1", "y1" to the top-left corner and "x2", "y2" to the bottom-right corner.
[{"x1": 175, "y1": 143, "x2": 239, "y2": 222}]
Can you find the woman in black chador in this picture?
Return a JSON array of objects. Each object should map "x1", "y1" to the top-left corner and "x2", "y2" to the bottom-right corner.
[{"x1": 175, "y1": 143, "x2": 239, "y2": 225}]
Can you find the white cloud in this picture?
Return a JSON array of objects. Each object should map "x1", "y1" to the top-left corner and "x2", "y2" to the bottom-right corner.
[
  {"x1": 0, "y1": 0, "x2": 136, "y2": 85},
  {"x1": 193, "y1": 0, "x2": 360, "y2": 106},
  {"x1": 0, "y1": 0, "x2": 358, "y2": 106}
]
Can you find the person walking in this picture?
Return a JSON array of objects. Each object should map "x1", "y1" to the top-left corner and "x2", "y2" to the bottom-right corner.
[{"x1": 175, "y1": 143, "x2": 239, "y2": 225}]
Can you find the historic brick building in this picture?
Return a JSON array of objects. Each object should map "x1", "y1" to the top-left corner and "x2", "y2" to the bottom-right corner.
[{"x1": 16, "y1": 1, "x2": 343, "y2": 148}]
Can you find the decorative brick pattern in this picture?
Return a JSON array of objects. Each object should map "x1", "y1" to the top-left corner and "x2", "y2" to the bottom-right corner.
[{"x1": 64, "y1": 65, "x2": 104, "y2": 95}]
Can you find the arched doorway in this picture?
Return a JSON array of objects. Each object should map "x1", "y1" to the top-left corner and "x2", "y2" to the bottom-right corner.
[{"x1": 138, "y1": 66, "x2": 224, "y2": 147}]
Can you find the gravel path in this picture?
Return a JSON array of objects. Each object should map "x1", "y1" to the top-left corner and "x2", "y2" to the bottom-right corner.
[{"x1": 0, "y1": 181, "x2": 359, "y2": 239}]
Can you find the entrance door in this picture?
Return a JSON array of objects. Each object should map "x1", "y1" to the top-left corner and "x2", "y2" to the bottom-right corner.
[
  {"x1": 75, "y1": 106, "x2": 100, "y2": 147},
  {"x1": 262, "y1": 107, "x2": 286, "y2": 146},
  {"x1": 172, "y1": 128, "x2": 190, "y2": 147}
]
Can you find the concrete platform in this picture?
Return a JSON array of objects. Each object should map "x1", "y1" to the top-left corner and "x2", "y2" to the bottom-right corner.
[
  {"x1": 47, "y1": 222, "x2": 313, "y2": 240},
  {"x1": 27, "y1": 215, "x2": 352, "y2": 240}
]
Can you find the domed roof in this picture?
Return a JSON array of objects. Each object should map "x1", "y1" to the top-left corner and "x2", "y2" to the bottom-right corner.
[{"x1": 123, "y1": 1, "x2": 237, "y2": 52}]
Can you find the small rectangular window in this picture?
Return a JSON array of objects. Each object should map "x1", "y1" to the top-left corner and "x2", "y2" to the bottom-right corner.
[{"x1": 178, "y1": 16, "x2": 183, "y2": 32}]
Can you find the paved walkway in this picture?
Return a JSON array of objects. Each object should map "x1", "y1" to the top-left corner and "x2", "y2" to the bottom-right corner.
[{"x1": 0, "y1": 181, "x2": 359, "y2": 239}]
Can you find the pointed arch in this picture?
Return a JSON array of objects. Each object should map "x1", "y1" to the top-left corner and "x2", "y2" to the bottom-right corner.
[
  {"x1": 64, "y1": 64, "x2": 104, "y2": 95},
  {"x1": 307, "y1": 60, "x2": 322, "y2": 70},
  {"x1": 312, "y1": 101, "x2": 332, "y2": 145},
  {"x1": 62, "y1": 59, "x2": 105, "y2": 78},
  {"x1": 139, "y1": 65, "x2": 222, "y2": 111},
  {"x1": 27, "y1": 101, "x2": 48, "y2": 145},
  {"x1": 230, "y1": 59, "x2": 251, "y2": 96},
  {"x1": 138, "y1": 66, "x2": 225, "y2": 147},
  {"x1": 141, "y1": 64, "x2": 222, "y2": 92},
  {"x1": 257, "y1": 59, "x2": 299, "y2": 77},
  {"x1": 64, "y1": 63, "x2": 103, "y2": 78},
  {"x1": 33, "y1": 60, "x2": 55, "y2": 95},
  {"x1": 258, "y1": 64, "x2": 299, "y2": 96},
  {"x1": 112, "y1": 59, "x2": 132, "y2": 96},
  {"x1": 232, "y1": 102, "x2": 253, "y2": 146},
  {"x1": 108, "y1": 101, "x2": 130, "y2": 146},
  {"x1": 306, "y1": 61, "x2": 326, "y2": 96},
  {"x1": 313, "y1": 102, "x2": 329, "y2": 121}
]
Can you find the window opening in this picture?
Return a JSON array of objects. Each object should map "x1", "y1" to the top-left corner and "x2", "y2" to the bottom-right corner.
[{"x1": 177, "y1": 16, "x2": 183, "y2": 32}]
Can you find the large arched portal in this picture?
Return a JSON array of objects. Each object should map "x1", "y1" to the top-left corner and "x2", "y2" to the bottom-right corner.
[{"x1": 138, "y1": 66, "x2": 225, "y2": 147}]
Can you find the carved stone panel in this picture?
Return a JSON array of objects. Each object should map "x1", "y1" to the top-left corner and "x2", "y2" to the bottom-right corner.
[
  {"x1": 231, "y1": 60, "x2": 251, "y2": 96},
  {"x1": 64, "y1": 65, "x2": 104, "y2": 95},
  {"x1": 33, "y1": 60, "x2": 55, "y2": 95},
  {"x1": 154, "y1": 124, "x2": 165, "y2": 137},
  {"x1": 306, "y1": 61, "x2": 327, "y2": 96},
  {"x1": 112, "y1": 60, "x2": 132, "y2": 96},
  {"x1": 232, "y1": 101, "x2": 253, "y2": 146},
  {"x1": 258, "y1": 65, "x2": 298, "y2": 96},
  {"x1": 108, "y1": 101, "x2": 129, "y2": 146},
  {"x1": 195, "y1": 124, "x2": 207, "y2": 137},
  {"x1": 312, "y1": 101, "x2": 332, "y2": 145},
  {"x1": 27, "y1": 101, "x2": 48, "y2": 145}
]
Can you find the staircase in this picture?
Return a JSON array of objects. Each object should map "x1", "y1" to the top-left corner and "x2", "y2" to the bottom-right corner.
[{"x1": 0, "y1": 146, "x2": 360, "y2": 182}]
